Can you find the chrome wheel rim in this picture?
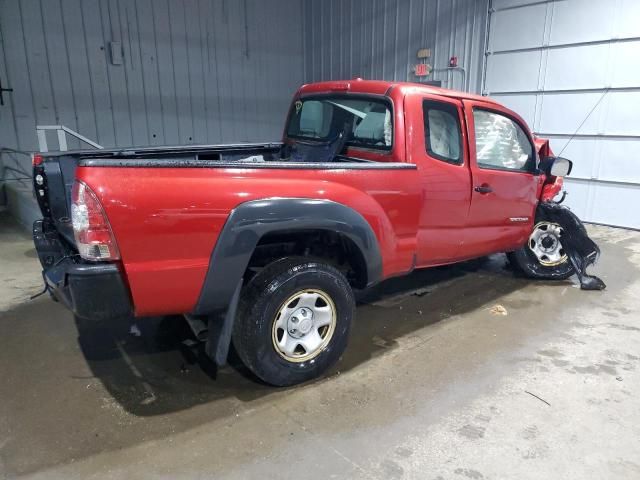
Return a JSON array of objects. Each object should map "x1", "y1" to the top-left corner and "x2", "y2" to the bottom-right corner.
[
  {"x1": 528, "y1": 221, "x2": 567, "y2": 266},
  {"x1": 271, "y1": 289, "x2": 336, "y2": 363}
]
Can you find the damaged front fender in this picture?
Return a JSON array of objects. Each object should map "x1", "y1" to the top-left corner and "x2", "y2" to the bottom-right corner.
[{"x1": 537, "y1": 202, "x2": 606, "y2": 291}]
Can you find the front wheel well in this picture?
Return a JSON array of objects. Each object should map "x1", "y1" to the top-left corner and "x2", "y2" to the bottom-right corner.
[{"x1": 244, "y1": 229, "x2": 368, "y2": 289}]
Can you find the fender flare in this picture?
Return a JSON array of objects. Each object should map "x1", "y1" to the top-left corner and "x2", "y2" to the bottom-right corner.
[{"x1": 192, "y1": 197, "x2": 383, "y2": 315}]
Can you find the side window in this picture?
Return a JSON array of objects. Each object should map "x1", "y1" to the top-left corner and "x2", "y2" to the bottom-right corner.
[
  {"x1": 423, "y1": 101, "x2": 462, "y2": 164},
  {"x1": 473, "y1": 109, "x2": 533, "y2": 172}
]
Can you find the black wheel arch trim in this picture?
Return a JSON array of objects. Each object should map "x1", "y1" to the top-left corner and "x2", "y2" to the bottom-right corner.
[{"x1": 192, "y1": 198, "x2": 383, "y2": 315}]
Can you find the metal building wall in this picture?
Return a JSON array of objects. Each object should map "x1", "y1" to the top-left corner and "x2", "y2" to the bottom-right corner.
[
  {"x1": 0, "y1": 0, "x2": 304, "y2": 158},
  {"x1": 303, "y1": 0, "x2": 489, "y2": 93}
]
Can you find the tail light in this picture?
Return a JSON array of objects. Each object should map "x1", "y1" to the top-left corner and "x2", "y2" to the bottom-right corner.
[
  {"x1": 71, "y1": 180, "x2": 120, "y2": 261},
  {"x1": 32, "y1": 154, "x2": 43, "y2": 166}
]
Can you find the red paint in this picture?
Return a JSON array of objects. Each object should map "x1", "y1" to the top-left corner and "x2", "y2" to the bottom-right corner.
[
  {"x1": 534, "y1": 137, "x2": 563, "y2": 202},
  {"x1": 541, "y1": 176, "x2": 564, "y2": 202},
  {"x1": 76, "y1": 80, "x2": 553, "y2": 317}
]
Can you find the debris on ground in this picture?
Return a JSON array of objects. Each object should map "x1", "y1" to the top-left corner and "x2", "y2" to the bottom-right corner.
[
  {"x1": 525, "y1": 390, "x2": 551, "y2": 406},
  {"x1": 412, "y1": 288, "x2": 431, "y2": 297},
  {"x1": 372, "y1": 336, "x2": 389, "y2": 348},
  {"x1": 129, "y1": 323, "x2": 142, "y2": 337},
  {"x1": 489, "y1": 304, "x2": 508, "y2": 316}
]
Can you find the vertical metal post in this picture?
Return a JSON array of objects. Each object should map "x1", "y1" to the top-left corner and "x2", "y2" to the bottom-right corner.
[
  {"x1": 56, "y1": 129, "x2": 68, "y2": 151},
  {"x1": 37, "y1": 129, "x2": 48, "y2": 152}
]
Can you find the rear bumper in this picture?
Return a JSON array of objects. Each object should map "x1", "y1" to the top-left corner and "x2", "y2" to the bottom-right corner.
[
  {"x1": 33, "y1": 220, "x2": 133, "y2": 320},
  {"x1": 44, "y1": 261, "x2": 133, "y2": 320}
]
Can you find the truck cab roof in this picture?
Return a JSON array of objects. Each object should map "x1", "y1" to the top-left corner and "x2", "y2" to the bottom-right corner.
[{"x1": 297, "y1": 79, "x2": 500, "y2": 105}]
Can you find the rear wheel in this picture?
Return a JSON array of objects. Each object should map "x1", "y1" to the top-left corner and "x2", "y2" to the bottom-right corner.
[
  {"x1": 508, "y1": 218, "x2": 574, "y2": 280},
  {"x1": 232, "y1": 257, "x2": 355, "y2": 386}
]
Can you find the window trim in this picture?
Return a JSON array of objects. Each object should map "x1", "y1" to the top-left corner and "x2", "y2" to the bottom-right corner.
[
  {"x1": 285, "y1": 93, "x2": 394, "y2": 152},
  {"x1": 471, "y1": 107, "x2": 537, "y2": 174},
  {"x1": 423, "y1": 100, "x2": 463, "y2": 166}
]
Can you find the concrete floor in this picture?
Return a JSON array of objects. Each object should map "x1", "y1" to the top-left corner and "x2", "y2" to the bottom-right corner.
[{"x1": 1, "y1": 211, "x2": 639, "y2": 480}]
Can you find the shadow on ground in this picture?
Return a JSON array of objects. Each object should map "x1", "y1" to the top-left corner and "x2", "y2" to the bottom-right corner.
[{"x1": 74, "y1": 254, "x2": 545, "y2": 417}]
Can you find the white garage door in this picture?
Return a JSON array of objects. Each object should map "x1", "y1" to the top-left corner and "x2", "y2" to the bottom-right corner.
[{"x1": 483, "y1": 0, "x2": 640, "y2": 229}]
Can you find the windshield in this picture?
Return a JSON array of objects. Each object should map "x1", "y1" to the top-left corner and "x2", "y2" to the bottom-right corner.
[{"x1": 286, "y1": 96, "x2": 393, "y2": 150}]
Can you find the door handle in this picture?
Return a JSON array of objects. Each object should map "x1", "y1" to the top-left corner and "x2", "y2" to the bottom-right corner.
[{"x1": 474, "y1": 185, "x2": 493, "y2": 194}]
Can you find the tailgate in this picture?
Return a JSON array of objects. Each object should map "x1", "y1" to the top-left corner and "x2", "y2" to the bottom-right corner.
[{"x1": 33, "y1": 155, "x2": 79, "y2": 246}]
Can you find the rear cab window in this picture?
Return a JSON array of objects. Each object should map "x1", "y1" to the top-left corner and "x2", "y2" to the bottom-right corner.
[{"x1": 286, "y1": 96, "x2": 393, "y2": 151}]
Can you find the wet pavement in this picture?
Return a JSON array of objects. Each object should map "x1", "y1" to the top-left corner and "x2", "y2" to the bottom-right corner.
[{"x1": 0, "y1": 213, "x2": 639, "y2": 479}]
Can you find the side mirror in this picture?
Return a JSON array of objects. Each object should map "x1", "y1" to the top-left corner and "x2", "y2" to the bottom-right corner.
[{"x1": 540, "y1": 156, "x2": 573, "y2": 177}]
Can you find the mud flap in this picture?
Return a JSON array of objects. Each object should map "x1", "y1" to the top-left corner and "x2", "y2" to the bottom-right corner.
[
  {"x1": 205, "y1": 279, "x2": 243, "y2": 365},
  {"x1": 538, "y1": 202, "x2": 606, "y2": 290}
]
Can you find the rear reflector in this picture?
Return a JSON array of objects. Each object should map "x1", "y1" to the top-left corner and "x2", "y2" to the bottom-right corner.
[{"x1": 71, "y1": 180, "x2": 120, "y2": 261}]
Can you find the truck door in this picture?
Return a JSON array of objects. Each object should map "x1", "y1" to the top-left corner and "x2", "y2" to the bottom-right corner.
[
  {"x1": 405, "y1": 94, "x2": 472, "y2": 266},
  {"x1": 462, "y1": 99, "x2": 544, "y2": 257}
]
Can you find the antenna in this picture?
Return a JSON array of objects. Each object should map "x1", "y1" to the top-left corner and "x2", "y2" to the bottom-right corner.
[{"x1": 556, "y1": 88, "x2": 609, "y2": 158}]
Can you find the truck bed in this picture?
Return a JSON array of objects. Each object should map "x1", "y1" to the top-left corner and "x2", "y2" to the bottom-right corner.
[
  {"x1": 34, "y1": 143, "x2": 281, "y2": 243},
  {"x1": 35, "y1": 141, "x2": 406, "y2": 244},
  {"x1": 34, "y1": 142, "x2": 418, "y2": 316}
]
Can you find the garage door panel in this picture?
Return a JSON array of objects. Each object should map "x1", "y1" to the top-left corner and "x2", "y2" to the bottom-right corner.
[
  {"x1": 545, "y1": 41, "x2": 640, "y2": 91},
  {"x1": 548, "y1": 137, "x2": 640, "y2": 185},
  {"x1": 588, "y1": 183, "x2": 640, "y2": 228},
  {"x1": 618, "y1": 0, "x2": 640, "y2": 38},
  {"x1": 540, "y1": 92, "x2": 640, "y2": 137},
  {"x1": 538, "y1": 92, "x2": 604, "y2": 135},
  {"x1": 564, "y1": 180, "x2": 640, "y2": 229},
  {"x1": 486, "y1": 51, "x2": 541, "y2": 93},
  {"x1": 491, "y1": 94, "x2": 536, "y2": 128},
  {"x1": 598, "y1": 139, "x2": 640, "y2": 184},
  {"x1": 548, "y1": 137, "x2": 598, "y2": 180},
  {"x1": 605, "y1": 91, "x2": 640, "y2": 136},
  {"x1": 544, "y1": 44, "x2": 609, "y2": 90},
  {"x1": 550, "y1": 0, "x2": 616, "y2": 45},
  {"x1": 611, "y1": 41, "x2": 640, "y2": 88},
  {"x1": 489, "y1": 4, "x2": 546, "y2": 51}
]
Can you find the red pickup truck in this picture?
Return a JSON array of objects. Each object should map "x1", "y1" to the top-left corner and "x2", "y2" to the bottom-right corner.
[{"x1": 32, "y1": 79, "x2": 574, "y2": 386}]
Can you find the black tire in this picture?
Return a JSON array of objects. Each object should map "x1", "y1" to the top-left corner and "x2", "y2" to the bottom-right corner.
[
  {"x1": 232, "y1": 257, "x2": 355, "y2": 387},
  {"x1": 508, "y1": 213, "x2": 575, "y2": 280}
]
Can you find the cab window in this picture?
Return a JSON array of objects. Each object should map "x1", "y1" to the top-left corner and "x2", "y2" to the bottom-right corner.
[
  {"x1": 473, "y1": 109, "x2": 534, "y2": 172},
  {"x1": 286, "y1": 96, "x2": 392, "y2": 151},
  {"x1": 423, "y1": 100, "x2": 462, "y2": 165}
]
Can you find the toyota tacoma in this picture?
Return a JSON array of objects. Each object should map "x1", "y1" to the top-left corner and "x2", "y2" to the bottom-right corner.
[{"x1": 32, "y1": 79, "x2": 579, "y2": 386}]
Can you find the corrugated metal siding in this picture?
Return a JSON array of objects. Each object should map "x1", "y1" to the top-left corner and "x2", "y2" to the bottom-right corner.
[
  {"x1": 303, "y1": 0, "x2": 489, "y2": 93},
  {"x1": 0, "y1": 0, "x2": 304, "y2": 159}
]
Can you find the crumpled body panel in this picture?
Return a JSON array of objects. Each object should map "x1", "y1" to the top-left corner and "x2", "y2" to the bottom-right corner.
[{"x1": 538, "y1": 202, "x2": 606, "y2": 290}]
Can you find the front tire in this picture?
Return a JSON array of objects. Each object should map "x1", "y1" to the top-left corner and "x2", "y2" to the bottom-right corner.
[
  {"x1": 508, "y1": 215, "x2": 574, "y2": 280},
  {"x1": 232, "y1": 257, "x2": 355, "y2": 387}
]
